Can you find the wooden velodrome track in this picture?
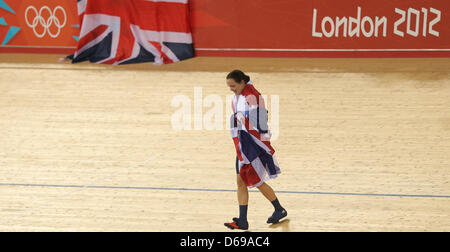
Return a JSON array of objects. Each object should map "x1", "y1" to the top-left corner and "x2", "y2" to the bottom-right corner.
[{"x1": 0, "y1": 54, "x2": 449, "y2": 231}]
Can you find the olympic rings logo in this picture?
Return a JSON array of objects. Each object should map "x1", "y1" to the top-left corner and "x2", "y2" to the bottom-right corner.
[{"x1": 25, "y1": 6, "x2": 67, "y2": 38}]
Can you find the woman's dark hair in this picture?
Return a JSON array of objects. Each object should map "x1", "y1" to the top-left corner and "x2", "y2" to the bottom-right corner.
[{"x1": 227, "y1": 70, "x2": 250, "y2": 84}]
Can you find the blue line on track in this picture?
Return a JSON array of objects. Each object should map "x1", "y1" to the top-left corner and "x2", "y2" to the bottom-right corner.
[{"x1": 0, "y1": 183, "x2": 449, "y2": 199}]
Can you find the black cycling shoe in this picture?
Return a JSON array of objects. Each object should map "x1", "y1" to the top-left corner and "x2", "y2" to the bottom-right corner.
[
  {"x1": 267, "y1": 209, "x2": 288, "y2": 224},
  {"x1": 224, "y1": 217, "x2": 249, "y2": 230}
]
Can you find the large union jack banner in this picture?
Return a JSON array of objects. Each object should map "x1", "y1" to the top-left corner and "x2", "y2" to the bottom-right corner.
[{"x1": 73, "y1": 0, "x2": 194, "y2": 65}]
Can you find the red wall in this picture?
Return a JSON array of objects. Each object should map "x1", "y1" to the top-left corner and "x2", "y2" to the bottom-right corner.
[
  {"x1": 0, "y1": 0, "x2": 78, "y2": 53},
  {"x1": 0, "y1": 0, "x2": 449, "y2": 57},
  {"x1": 190, "y1": 0, "x2": 450, "y2": 57}
]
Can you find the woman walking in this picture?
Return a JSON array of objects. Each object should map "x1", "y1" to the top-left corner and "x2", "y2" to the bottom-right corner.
[{"x1": 224, "y1": 70, "x2": 287, "y2": 230}]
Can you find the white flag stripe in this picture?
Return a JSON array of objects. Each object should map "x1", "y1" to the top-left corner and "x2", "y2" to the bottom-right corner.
[
  {"x1": 142, "y1": 31, "x2": 193, "y2": 44},
  {"x1": 130, "y1": 24, "x2": 184, "y2": 63},
  {"x1": 77, "y1": 0, "x2": 87, "y2": 15}
]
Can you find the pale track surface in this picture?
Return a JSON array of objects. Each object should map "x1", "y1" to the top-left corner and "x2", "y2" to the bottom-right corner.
[{"x1": 0, "y1": 54, "x2": 449, "y2": 231}]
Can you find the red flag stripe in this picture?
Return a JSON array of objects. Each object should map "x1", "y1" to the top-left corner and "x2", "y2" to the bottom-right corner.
[
  {"x1": 240, "y1": 164, "x2": 262, "y2": 187},
  {"x1": 84, "y1": 0, "x2": 191, "y2": 33}
]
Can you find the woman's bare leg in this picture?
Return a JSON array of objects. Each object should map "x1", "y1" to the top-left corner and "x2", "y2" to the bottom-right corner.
[
  {"x1": 225, "y1": 175, "x2": 250, "y2": 230},
  {"x1": 235, "y1": 175, "x2": 249, "y2": 228},
  {"x1": 237, "y1": 174, "x2": 249, "y2": 205},
  {"x1": 257, "y1": 182, "x2": 287, "y2": 223},
  {"x1": 256, "y1": 182, "x2": 277, "y2": 202}
]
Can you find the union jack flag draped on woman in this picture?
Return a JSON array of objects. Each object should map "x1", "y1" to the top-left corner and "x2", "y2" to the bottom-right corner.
[
  {"x1": 73, "y1": 0, "x2": 194, "y2": 65},
  {"x1": 231, "y1": 82, "x2": 281, "y2": 188}
]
